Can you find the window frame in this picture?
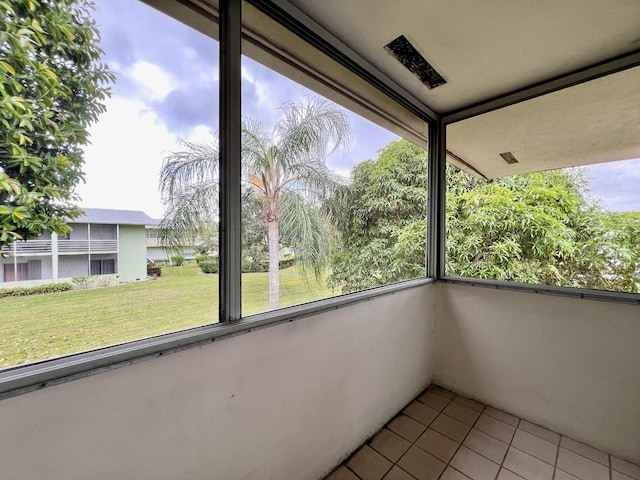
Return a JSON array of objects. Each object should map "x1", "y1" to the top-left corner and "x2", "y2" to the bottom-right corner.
[{"x1": 1, "y1": 0, "x2": 638, "y2": 400}]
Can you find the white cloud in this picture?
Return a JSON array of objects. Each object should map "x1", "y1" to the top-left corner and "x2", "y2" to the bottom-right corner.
[
  {"x1": 78, "y1": 97, "x2": 180, "y2": 219},
  {"x1": 129, "y1": 61, "x2": 175, "y2": 101}
]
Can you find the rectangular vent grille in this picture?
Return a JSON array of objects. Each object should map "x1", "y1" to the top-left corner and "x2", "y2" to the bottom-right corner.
[
  {"x1": 499, "y1": 152, "x2": 519, "y2": 164},
  {"x1": 384, "y1": 35, "x2": 446, "y2": 89}
]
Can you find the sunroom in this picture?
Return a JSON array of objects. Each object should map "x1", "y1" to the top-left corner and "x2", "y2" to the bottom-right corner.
[{"x1": 0, "y1": 1, "x2": 638, "y2": 479}]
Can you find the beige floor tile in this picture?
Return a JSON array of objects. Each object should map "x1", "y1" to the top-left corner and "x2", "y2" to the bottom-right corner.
[
  {"x1": 397, "y1": 445, "x2": 446, "y2": 480},
  {"x1": 557, "y1": 448, "x2": 609, "y2": 480},
  {"x1": 347, "y1": 445, "x2": 393, "y2": 480},
  {"x1": 484, "y1": 407, "x2": 519, "y2": 427},
  {"x1": 454, "y1": 395, "x2": 486, "y2": 412},
  {"x1": 370, "y1": 428, "x2": 412, "y2": 463},
  {"x1": 441, "y1": 466, "x2": 473, "y2": 480},
  {"x1": 430, "y1": 413, "x2": 472, "y2": 442},
  {"x1": 612, "y1": 456, "x2": 640, "y2": 480},
  {"x1": 415, "y1": 428, "x2": 460, "y2": 463},
  {"x1": 427, "y1": 385, "x2": 456, "y2": 400},
  {"x1": 555, "y1": 469, "x2": 581, "y2": 480},
  {"x1": 444, "y1": 401, "x2": 482, "y2": 426},
  {"x1": 450, "y1": 446, "x2": 500, "y2": 480},
  {"x1": 518, "y1": 420, "x2": 560, "y2": 445},
  {"x1": 325, "y1": 465, "x2": 361, "y2": 480},
  {"x1": 417, "y1": 391, "x2": 451, "y2": 411},
  {"x1": 503, "y1": 447, "x2": 554, "y2": 480},
  {"x1": 613, "y1": 471, "x2": 636, "y2": 480},
  {"x1": 464, "y1": 428, "x2": 509, "y2": 464},
  {"x1": 560, "y1": 437, "x2": 608, "y2": 466},
  {"x1": 388, "y1": 415, "x2": 427, "y2": 442},
  {"x1": 403, "y1": 401, "x2": 439, "y2": 427},
  {"x1": 383, "y1": 466, "x2": 417, "y2": 480},
  {"x1": 497, "y1": 468, "x2": 525, "y2": 480},
  {"x1": 475, "y1": 414, "x2": 516, "y2": 443},
  {"x1": 511, "y1": 429, "x2": 557, "y2": 465}
]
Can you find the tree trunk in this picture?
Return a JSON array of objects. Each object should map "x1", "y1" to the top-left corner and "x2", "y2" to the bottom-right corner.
[{"x1": 268, "y1": 217, "x2": 280, "y2": 310}]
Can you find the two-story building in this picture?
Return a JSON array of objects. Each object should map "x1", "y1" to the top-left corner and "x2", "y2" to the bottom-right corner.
[{"x1": 0, "y1": 208, "x2": 154, "y2": 286}]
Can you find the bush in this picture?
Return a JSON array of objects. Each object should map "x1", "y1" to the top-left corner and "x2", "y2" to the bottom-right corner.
[
  {"x1": 199, "y1": 261, "x2": 219, "y2": 274},
  {"x1": 171, "y1": 255, "x2": 185, "y2": 266},
  {"x1": 147, "y1": 263, "x2": 162, "y2": 278},
  {"x1": 195, "y1": 254, "x2": 205, "y2": 264},
  {"x1": 279, "y1": 257, "x2": 295, "y2": 269},
  {"x1": 0, "y1": 282, "x2": 72, "y2": 298},
  {"x1": 72, "y1": 275, "x2": 90, "y2": 289}
]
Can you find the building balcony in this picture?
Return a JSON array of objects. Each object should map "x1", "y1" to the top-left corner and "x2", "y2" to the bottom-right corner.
[
  {"x1": 1, "y1": 239, "x2": 53, "y2": 255},
  {"x1": 57, "y1": 239, "x2": 118, "y2": 254}
]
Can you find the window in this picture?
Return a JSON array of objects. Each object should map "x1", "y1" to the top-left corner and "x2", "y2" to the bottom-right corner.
[
  {"x1": 0, "y1": 0, "x2": 220, "y2": 371},
  {"x1": 240, "y1": 1, "x2": 429, "y2": 316},
  {"x1": 90, "y1": 259, "x2": 116, "y2": 276},
  {"x1": 445, "y1": 67, "x2": 640, "y2": 294}
]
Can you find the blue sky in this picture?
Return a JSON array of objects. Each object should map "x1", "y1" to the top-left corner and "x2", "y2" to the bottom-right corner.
[{"x1": 78, "y1": 0, "x2": 639, "y2": 218}]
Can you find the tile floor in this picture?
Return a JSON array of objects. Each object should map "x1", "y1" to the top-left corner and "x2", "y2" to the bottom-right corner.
[{"x1": 324, "y1": 384, "x2": 640, "y2": 480}]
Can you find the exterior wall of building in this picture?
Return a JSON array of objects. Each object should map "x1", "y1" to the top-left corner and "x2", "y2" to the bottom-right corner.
[
  {"x1": 0, "y1": 256, "x2": 54, "y2": 286},
  {"x1": 58, "y1": 254, "x2": 89, "y2": 278},
  {"x1": 68, "y1": 223, "x2": 88, "y2": 240},
  {"x1": 118, "y1": 225, "x2": 147, "y2": 282}
]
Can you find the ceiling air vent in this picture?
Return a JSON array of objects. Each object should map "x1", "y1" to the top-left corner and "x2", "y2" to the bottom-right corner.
[
  {"x1": 499, "y1": 152, "x2": 519, "y2": 164},
  {"x1": 384, "y1": 35, "x2": 446, "y2": 89}
]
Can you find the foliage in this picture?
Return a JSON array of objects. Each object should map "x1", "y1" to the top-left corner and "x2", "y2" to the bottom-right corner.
[
  {"x1": 0, "y1": 0, "x2": 114, "y2": 248},
  {"x1": 198, "y1": 260, "x2": 218, "y2": 274},
  {"x1": 329, "y1": 140, "x2": 427, "y2": 292},
  {"x1": 329, "y1": 138, "x2": 639, "y2": 294},
  {"x1": 71, "y1": 275, "x2": 89, "y2": 289},
  {"x1": 171, "y1": 255, "x2": 184, "y2": 266},
  {"x1": 147, "y1": 262, "x2": 162, "y2": 278},
  {"x1": 195, "y1": 253, "x2": 205, "y2": 264},
  {"x1": 160, "y1": 98, "x2": 351, "y2": 309},
  {"x1": 0, "y1": 282, "x2": 71, "y2": 298}
]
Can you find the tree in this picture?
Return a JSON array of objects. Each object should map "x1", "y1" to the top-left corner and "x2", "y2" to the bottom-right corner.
[
  {"x1": 329, "y1": 138, "x2": 640, "y2": 294},
  {"x1": 328, "y1": 139, "x2": 427, "y2": 292},
  {"x1": 0, "y1": 0, "x2": 114, "y2": 249},
  {"x1": 159, "y1": 98, "x2": 351, "y2": 309}
]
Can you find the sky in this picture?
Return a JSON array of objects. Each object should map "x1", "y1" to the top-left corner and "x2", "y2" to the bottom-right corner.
[{"x1": 77, "y1": 0, "x2": 640, "y2": 219}]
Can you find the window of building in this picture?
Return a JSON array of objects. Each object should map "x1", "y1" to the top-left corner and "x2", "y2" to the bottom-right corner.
[{"x1": 445, "y1": 66, "x2": 640, "y2": 294}]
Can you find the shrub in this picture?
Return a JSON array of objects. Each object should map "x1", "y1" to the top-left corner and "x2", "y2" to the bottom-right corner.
[
  {"x1": 147, "y1": 263, "x2": 162, "y2": 278},
  {"x1": 279, "y1": 257, "x2": 295, "y2": 269},
  {"x1": 195, "y1": 254, "x2": 205, "y2": 264},
  {"x1": 199, "y1": 261, "x2": 219, "y2": 274},
  {"x1": 0, "y1": 282, "x2": 72, "y2": 298},
  {"x1": 72, "y1": 275, "x2": 90, "y2": 289},
  {"x1": 171, "y1": 255, "x2": 185, "y2": 266}
]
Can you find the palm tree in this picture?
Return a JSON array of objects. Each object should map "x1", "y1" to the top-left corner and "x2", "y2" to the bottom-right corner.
[{"x1": 159, "y1": 97, "x2": 351, "y2": 310}]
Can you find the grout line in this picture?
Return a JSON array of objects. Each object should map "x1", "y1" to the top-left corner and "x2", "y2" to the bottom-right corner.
[{"x1": 552, "y1": 433, "x2": 561, "y2": 480}]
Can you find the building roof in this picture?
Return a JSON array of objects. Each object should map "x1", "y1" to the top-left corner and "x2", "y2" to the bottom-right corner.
[{"x1": 73, "y1": 208, "x2": 158, "y2": 226}]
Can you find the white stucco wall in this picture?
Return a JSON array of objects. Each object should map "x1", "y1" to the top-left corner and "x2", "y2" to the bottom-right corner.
[
  {"x1": 433, "y1": 282, "x2": 640, "y2": 464},
  {"x1": 0, "y1": 284, "x2": 434, "y2": 480}
]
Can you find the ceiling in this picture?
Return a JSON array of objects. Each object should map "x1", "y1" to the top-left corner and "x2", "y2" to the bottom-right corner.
[
  {"x1": 286, "y1": 0, "x2": 640, "y2": 113},
  {"x1": 284, "y1": 0, "x2": 640, "y2": 177}
]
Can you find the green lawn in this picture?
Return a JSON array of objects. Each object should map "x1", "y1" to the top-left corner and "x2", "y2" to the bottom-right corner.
[{"x1": 0, "y1": 264, "x2": 333, "y2": 369}]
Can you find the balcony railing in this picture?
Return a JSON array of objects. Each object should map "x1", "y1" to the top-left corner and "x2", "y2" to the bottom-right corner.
[
  {"x1": 1, "y1": 240, "x2": 52, "y2": 255},
  {"x1": 1, "y1": 239, "x2": 118, "y2": 256},
  {"x1": 58, "y1": 239, "x2": 118, "y2": 253}
]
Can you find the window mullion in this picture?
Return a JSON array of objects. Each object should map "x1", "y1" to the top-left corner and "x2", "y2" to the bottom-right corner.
[{"x1": 219, "y1": 0, "x2": 243, "y2": 322}]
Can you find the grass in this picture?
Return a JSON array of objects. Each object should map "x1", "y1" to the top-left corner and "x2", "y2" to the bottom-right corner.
[{"x1": 0, "y1": 264, "x2": 333, "y2": 369}]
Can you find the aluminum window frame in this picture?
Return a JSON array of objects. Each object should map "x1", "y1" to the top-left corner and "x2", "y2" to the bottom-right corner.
[{"x1": 1, "y1": 0, "x2": 638, "y2": 400}]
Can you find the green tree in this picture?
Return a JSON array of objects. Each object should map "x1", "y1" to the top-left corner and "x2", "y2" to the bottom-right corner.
[
  {"x1": 329, "y1": 138, "x2": 639, "y2": 294},
  {"x1": 159, "y1": 98, "x2": 351, "y2": 309},
  {"x1": 328, "y1": 139, "x2": 427, "y2": 292},
  {"x1": 0, "y1": 0, "x2": 114, "y2": 248}
]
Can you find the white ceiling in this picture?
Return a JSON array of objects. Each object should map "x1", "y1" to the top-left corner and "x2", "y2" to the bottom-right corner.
[
  {"x1": 286, "y1": 0, "x2": 640, "y2": 176},
  {"x1": 287, "y1": 0, "x2": 640, "y2": 113}
]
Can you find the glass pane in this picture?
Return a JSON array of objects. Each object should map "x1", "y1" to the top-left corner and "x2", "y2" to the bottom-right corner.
[
  {"x1": 240, "y1": 30, "x2": 428, "y2": 316},
  {"x1": 446, "y1": 68, "x2": 640, "y2": 294},
  {"x1": 0, "y1": 0, "x2": 220, "y2": 370}
]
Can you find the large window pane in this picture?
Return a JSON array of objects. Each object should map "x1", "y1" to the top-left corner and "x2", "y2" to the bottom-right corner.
[
  {"x1": 0, "y1": 0, "x2": 220, "y2": 370},
  {"x1": 446, "y1": 67, "x2": 640, "y2": 294},
  {"x1": 240, "y1": 3, "x2": 429, "y2": 316}
]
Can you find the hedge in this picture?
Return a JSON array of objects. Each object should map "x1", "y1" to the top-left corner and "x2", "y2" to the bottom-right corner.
[{"x1": 0, "y1": 282, "x2": 73, "y2": 298}]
